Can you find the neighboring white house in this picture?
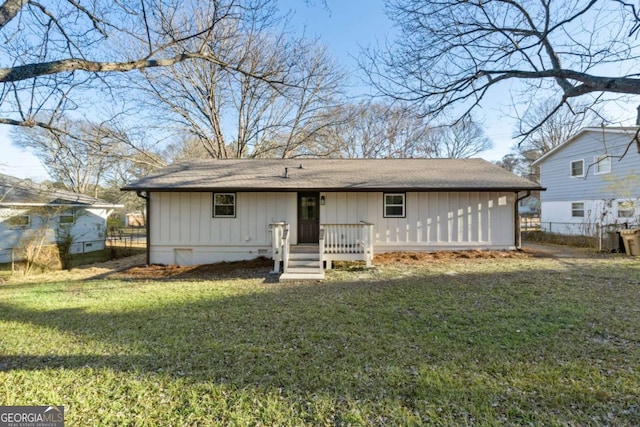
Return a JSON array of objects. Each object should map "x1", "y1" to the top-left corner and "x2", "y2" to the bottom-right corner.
[
  {"x1": 532, "y1": 127, "x2": 640, "y2": 236},
  {"x1": 123, "y1": 158, "x2": 541, "y2": 279},
  {"x1": 0, "y1": 173, "x2": 122, "y2": 263}
]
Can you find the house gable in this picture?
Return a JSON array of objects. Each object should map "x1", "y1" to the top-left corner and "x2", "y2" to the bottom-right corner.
[{"x1": 533, "y1": 128, "x2": 640, "y2": 203}]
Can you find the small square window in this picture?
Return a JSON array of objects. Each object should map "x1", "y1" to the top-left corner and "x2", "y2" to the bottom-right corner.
[
  {"x1": 571, "y1": 202, "x2": 585, "y2": 218},
  {"x1": 213, "y1": 193, "x2": 236, "y2": 218},
  {"x1": 8, "y1": 215, "x2": 30, "y2": 227},
  {"x1": 618, "y1": 201, "x2": 634, "y2": 218},
  {"x1": 570, "y1": 160, "x2": 584, "y2": 177},
  {"x1": 594, "y1": 155, "x2": 611, "y2": 175},
  {"x1": 59, "y1": 209, "x2": 75, "y2": 224},
  {"x1": 384, "y1": 193, "x2": 405, "y2": 218}
]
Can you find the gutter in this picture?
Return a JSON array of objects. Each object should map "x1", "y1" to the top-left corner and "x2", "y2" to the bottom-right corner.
[
  {"x1": 135, "y1": 191, "x2": 151, "y2": 266},
  {"x1": 0, "y1": 202, "x2": 124, "y2": 209},
  {"x1": 514, "y1": 190, "x2": 532, "y2": 250}
]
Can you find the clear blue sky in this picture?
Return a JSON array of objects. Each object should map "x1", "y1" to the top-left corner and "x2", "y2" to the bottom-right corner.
[{"x1": 3, "y1": 0, "x2": 632, "y2": 181}]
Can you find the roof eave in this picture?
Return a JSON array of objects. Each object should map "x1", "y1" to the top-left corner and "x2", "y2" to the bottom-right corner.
[{"x1": 122, "y1": 186, "x2": 544, "y2": 193}]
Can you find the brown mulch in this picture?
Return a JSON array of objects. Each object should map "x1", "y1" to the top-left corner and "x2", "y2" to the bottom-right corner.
[
  {"x1": 7, "y1": 246, "x2": 579, "y2": 283},
  {"x1": 372, "y1": 249, "x2": 536, "y2": 266},
  {"x1": 99, "y1": 250, "x2": 547, "y2": 280},
  {"x1": 111, "y1": 256, "x2": 274, "y2": 281}
]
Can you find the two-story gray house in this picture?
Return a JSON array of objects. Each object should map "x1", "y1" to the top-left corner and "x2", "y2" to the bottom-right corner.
[{"x1": 532, "y1": 127, "x2": 640, "y2": 235}]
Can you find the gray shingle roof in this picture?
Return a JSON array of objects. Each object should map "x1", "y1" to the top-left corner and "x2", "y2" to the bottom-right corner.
[
  {"x1": 123, "y1": 158, "x2": 542, "y2": 192},
  {"x1": 0, "y1": 173, "x2": 121, "y2": 207}
]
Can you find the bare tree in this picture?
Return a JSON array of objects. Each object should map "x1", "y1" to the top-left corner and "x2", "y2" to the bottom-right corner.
[
  {"x1": 139, "y1": 4, "x2": 343, "y2": 159},
  {"x1": 318, "y1": 101, "x2": 492, "y2": 159},
  {"x1": 418, "y1": 117, "x2": 493, "y2": 158},
  {"x1": 316, "y1": 101, "x2": 432, "y2": 158},
  {"x1": 12, "y1": 117, "x2": 165, "y2": 196},
  {"x1": 364, "y1": 0, "x2": 640, "y2": 135},
  {"x1": 494, "y1": 154, "x2": 521, "y2": 173},
  {"x1": 0, "y1": 0, "x2": 288, "y2": 133},
  {"x1": 513, "y1": 100, "x2": 606, "y2": 180}
]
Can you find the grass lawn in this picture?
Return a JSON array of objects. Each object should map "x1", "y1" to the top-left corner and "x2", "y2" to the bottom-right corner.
[{"x1": 1, "y1": 253, "x2": 639, "y2": 425}]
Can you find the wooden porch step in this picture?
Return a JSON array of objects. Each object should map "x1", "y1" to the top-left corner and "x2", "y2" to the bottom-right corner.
[
  {"x1": 289, "y1": 252, "x2": 320, "y2": 261},
  {"x1": 288, "y1": 259, "x2": 321, "y2": 267},
  {"x1": 290, "y1": 245, "x2": 320, "y2": 254},
  {"x1": 279, "y1": 271, "x2": 325, "y2": 281},
  {"x1": 286, "y1": 266, "x2": 321, "y2": 274}
]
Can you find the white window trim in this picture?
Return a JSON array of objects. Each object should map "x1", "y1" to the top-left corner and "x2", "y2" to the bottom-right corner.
[
  {"x1": 594, "y1": 155, "x2": 611, "y2": 175},
  {"x1": 571, "y1": 202, "x2": 585, "y2": 218},
  {"x1": 617, "y1": 200, "x2": 634, "y2": 218},
  {"x1": 58, "y1": 208, "x2": 75, "y2": 225},
  {"x1": 570, "y1": 159, "x2": 584, "y2": 178},
  {"x1": 213, "y1": 192, "x2": 236, "y2": 218},
  {"x1": 384, "y1": 193, "x2": 405, "y2": 218}
]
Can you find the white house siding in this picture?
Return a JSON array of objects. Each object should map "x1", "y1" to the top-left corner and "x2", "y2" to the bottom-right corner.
[
  {"x1": 150, "y1": 191, "x2": 517, "y2": 266},
  {"x1": 149, "y1": 192, "x2": 297, "y2": 265},
  {"x1": 539, "y1": 130, "x2": 640, "y2": 235},
  {"x1": 321, "y1": 191, "x2": 515, "y2": 251},
  {"x1": 0, "y1": 206, "x2": 109, "y2": 263}
]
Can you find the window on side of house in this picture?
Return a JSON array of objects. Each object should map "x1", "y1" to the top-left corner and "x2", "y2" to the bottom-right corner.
[
  {"x1": 594, "y1": 155, "x2": 611, "y2": 175},
  {"x1": 8, "y1": 215, "x2": 31, "y2": 227},
  {"x1": 570, "y1": 159, "x2": 584, "y2": 177},
  {"x1": 59, "y1": 209, "x2": 75, "y2": 225},
  {"x1": 571, "y1": 202, "x2": 585, "y2": 218},
  {"x1": 618, "y1": 200, "x2": 634, "y2": 218},
  {"x1": 213, "y1": 193, "x2": 236, "y2": 218},
  {"x1": 384, "y1": 193, "x2": 405, "y2": 218}
]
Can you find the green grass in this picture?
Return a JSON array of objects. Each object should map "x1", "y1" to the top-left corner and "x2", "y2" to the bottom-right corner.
[{"x1": 1, "y1": 255, "x2": 639, "y2": 425}]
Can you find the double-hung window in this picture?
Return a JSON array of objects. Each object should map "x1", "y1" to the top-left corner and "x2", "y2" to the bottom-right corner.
[
  {"x1": 618, "y1": 201, "x2": 634, "y2": 218},
  {"x1": 213, "y1": 193, "x2": 236, "y2": 218},
  {"x1": 571, "y1": 202, "x2": 585, "y2": 218},
  {"x1": 570, "y1": 159, "x2": 584, "y2": 178},
  {"x1": 384, "y1": 193, "x2": 405, "y2": 218},
  {"x1": 59, "y1": 209, "x2": 75, "y2": 225},
  {"x1": 594, "y1": 155, "x2": 611, "y2": 175}
]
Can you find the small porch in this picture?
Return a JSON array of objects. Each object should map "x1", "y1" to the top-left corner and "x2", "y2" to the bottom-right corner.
[{"x1": 270, "y1": 222, "x2": 374, "y2": 280}]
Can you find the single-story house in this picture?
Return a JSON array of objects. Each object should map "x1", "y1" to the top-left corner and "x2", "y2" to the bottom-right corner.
[
  {"x1": 123, "y1": 158, "x2": 542, "y2": 279},
  {"x1": 0, "y1": 173, "x2": 122, "y2": 263}
]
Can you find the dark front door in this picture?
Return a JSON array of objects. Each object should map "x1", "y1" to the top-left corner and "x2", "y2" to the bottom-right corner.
[{"x1": 298, "y1": 192, "x2": 320, "y2": 243}]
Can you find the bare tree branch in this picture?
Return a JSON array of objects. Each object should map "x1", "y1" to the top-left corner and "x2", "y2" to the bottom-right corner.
[{"x1": 365, "y1": 0, "x2": 640, "y2": 132}]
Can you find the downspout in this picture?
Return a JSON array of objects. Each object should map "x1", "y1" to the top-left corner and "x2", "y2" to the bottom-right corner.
[
  {"x1": 136, "y1": 191, "x2": 150, "y2": 265},
  {"x1": 514, "y1": 191, "x2": 531, "y2": 250}
]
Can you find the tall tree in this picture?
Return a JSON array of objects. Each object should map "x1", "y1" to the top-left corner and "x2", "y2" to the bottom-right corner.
[
  {"x1": 364, "y1": 0, "x2": 640, "y2": 134},
  {"x1": 12, "y1": 117, "x2": 164, "y2": 196},
  {"x1": 0, "y1": 0, "x2": 288, "y2": 133},
  {"x1": 318, "y1": 101, "x2": 492, "y2": 159},
  {"x1": 420, "y1": 117, "x2": 493, "y2": 159},
  {"x1": 139, "y1": 4, "x2": 343, "y2": 159},
  {"x1": 318, "y1": 101, "x2": 430, "y2": 158},
  {"x1": 514, "y1": 100, "x2": 606, "y2": 180}
]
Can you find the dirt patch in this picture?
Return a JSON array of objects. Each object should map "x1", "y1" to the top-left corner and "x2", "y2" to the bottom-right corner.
[
  {"x1": 8, "y1": 245, "x2": 599, "y2": 284},
  {"x1": 111, "y1": 257, "x2": 273, "y2": 281}
]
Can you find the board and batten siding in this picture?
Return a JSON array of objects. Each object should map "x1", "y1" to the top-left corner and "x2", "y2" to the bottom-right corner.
[
  {"x1": 150, "y1": 190, "x2": 516, "y2": 265},
  {"x1": 321, "y1": 192, "x2": 515, "y2": 251},
  {"x1": 149, "y1": 192, "x2": 297, "y2": 265}
]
